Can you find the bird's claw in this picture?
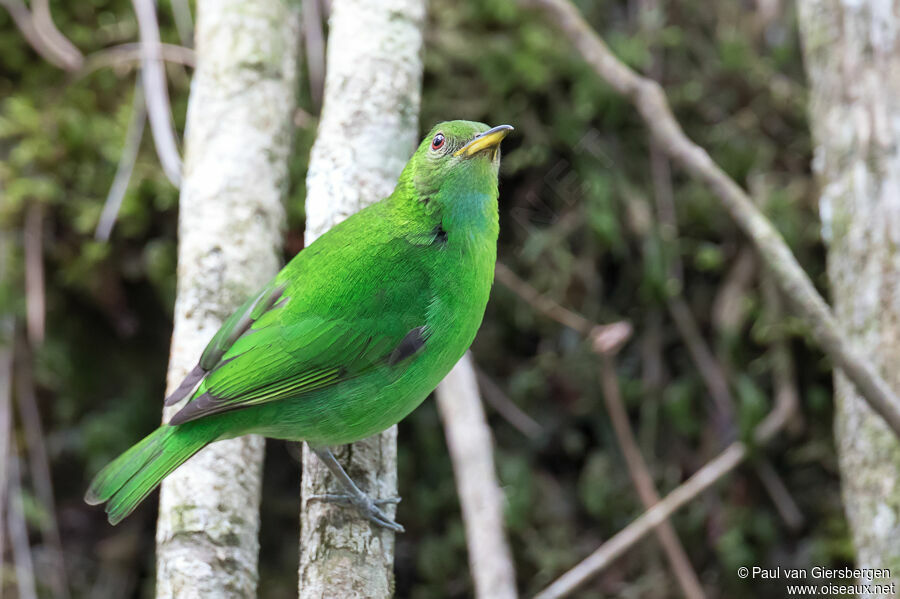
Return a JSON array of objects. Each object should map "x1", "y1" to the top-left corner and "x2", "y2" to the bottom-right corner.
[{"x1": 308, "y1": 493, "x2": 404, "y2": 532}]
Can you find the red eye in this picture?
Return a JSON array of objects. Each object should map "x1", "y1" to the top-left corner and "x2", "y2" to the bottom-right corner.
[{"x1": 431, "y1": 133, "x2": 445, "y2": 151}]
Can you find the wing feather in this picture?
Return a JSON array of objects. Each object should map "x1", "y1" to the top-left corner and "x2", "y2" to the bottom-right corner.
[{"x1": 167, "y1": 206, "x2": 435, "y2": 425}]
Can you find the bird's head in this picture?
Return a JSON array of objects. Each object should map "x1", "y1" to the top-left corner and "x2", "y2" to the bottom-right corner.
[{"x1": 396, "y1": 120, "x2": 513, "y2": 212}]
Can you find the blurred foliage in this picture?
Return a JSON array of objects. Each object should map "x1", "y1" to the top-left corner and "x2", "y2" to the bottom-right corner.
[{"x1": 0, "y1": 0, "x2": 849, "y2": 597}]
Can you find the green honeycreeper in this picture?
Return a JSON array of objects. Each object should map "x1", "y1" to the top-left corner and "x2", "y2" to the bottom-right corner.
[{"x1": 86, "y1": 120, "x2": 512, "y2": 532}]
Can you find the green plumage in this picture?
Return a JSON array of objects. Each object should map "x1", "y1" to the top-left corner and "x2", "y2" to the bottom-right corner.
[{"x1": 86, "y1": 120, "x2": 511, "y2": 525}]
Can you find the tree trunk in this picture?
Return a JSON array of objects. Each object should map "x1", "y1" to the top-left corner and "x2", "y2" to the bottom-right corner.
[
  {"x1": 798, "y1": 0, "x2": 900, "y2": 593},
  {"x1": 155, "y1": 1, "x2": 300, "y2": 597},
  {"x1": 298, "y1": 0, "x2": 425, "y2": 596}
]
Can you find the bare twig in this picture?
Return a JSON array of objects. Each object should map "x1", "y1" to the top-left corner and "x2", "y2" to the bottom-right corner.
[
  {"x1": 761, "y1": 268, "x2": 803, "y2": 435},
  {"x1": 751, "y1": 175, "x2": 803, "y2": 436},
  {"x1": 533, "y1": 348, "x2": 801, "y2": 599},
  {"x1": 667, "y1": 296, "x2": 735, "y2": 437},
  {"x1": 131, "y1": 0, "x2": 182, "y2": 187},
  {"x1": 496, "y1": 263, "x2": 705, "y2": 596},
  {"x1": 302, "y1": 0, "x2": 326, "y2": 112},
  {"x1": 7, "y1": 448, "x2": 37, "y2": 599},
  {"x1": 30, "y1": 0, "x2": 83, "y2": 69},
  {"x1": 597, "y1": 354, "x2": 706, "y2": 599},
  {"x1": 0, "y1": 236, "x2": 12, "y2": 599},
  {"x1": 534, "y1": 443, "x2": 748, "y2": 599},
  {"x1": 95, "y1": 81, "x2": 147, "y2": 242},
  {"x1": 646, "y1": 108, "x2": 803, "y2": 530},
  {"x1": 436, "y1": 354, "x2": 518, "y2": 599},
  {"x1": 640, "y1": 309, "x2": 665, "y2": 393},
  {"x1": 23, "y1": 203, "x2": 44, "y2": 346},
  {"x1": 475, "y1": 366, "x2": 543, "y2": 439},
  {"x1": 495, "y1": 262, "x2": 595, "y2": 335},
  {"x1": 78, "y1": 43, "x2": 196, "y2": 81},
  {"x1": 536, "y1": 387, "x2": 800, "y2": 599},
  {"x1": 14, "y1": 341, "x2": 71, "y2": 599},
  {"x1": 0, "y1": 0, "x2": 83, "y2": 70},
  {"x1": 670, "y1": 280, "x2": 803, "y2": 530},
  {"x1": 753, "y1": 459, "x2": 804, "y2": 531},
  {"x1": 711, "y1": 247, "x2": 757, "y2": 335},
  {"x1": 525, "y1": 0, "x2": 900, "y2": 438},
  {"x1": 170, "y1": 0, "x2": 194, "y2": 47},
  {"x1": 496, "y1": 262, "x2": 633, "y2": 354},
  {"x1": 753, "y1": 0, "x2": 782, "y2": 30},
  {"x1": 497, "y1": 261, "x2": 801, "y2": 596},
  {"x1": 0, "y1": 383, "x2": 8, "y2": 599}
]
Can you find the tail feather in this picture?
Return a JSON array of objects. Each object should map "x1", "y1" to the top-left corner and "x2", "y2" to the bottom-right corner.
[{"x1": 85, "y1": 425, "x2": 208, "y2": 525}]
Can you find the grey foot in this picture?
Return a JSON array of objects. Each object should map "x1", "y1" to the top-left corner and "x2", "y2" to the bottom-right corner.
[{"x1": 308, "y1": 493, "x2": 404, "y2": 532}]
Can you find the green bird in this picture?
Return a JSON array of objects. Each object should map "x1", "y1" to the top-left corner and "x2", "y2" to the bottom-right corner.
[{"x1": 85, "y1": 120, "x2": 512, "y2": 532}]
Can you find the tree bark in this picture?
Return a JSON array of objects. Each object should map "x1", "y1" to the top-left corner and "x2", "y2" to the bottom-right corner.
[
  {"x1": 798, "y1": 0, "x2": 900, "y2": 593},
  {"x1": 298, "y1": 0, "x2": 424, "y2": 596},
  {"x1": 155, "y1": 1, "x2": 300, "y2": 597}
]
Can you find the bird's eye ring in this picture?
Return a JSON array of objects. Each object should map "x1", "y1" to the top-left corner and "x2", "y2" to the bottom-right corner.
[{"x1": 431, "y1": 133, "x2": 445, "y2": 151}]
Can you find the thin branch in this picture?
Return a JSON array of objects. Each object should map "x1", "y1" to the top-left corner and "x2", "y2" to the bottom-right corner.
[
  {"x1": 14, "y1": 340, "x2": 71, "y2": 599},
  {"x1": 496, "y1": 263, "x2": 705, "y2": 596},
  {"x1": 598, "y1": 353, "x2": 706, "y2": 599},
  {"x1": 131, "y1": 0, "x2": 182, "y2": 187},
  {"x1": 95, "y1": 81, "x2": 147, "y2": 242},
  {"x1": 495, "y1": 262, "x2": 595, "y2": 335},
  {"x1": 23, "y1": 203, "x2": 44, "y2": 346},
  {"x1": 751, "y1": 175, "x2": 803, "y2": 437},
  {"x1": 0, "y1": 0, "x2": 83, "y2": 70},
  {"x1": 753, "y1": 459, "x2": 804, "y2": 531},
  {"x1": 302, "y1": 0, "x2": 326, "y2": 112},
  {"x1": 761, "y1": 268, "x2": 803, "y2": 434},
  {"x1": 668, "y1": 265, "x2": 804, "y2": 530},
  {"x1": 667, "y1": 296, "x2": 735, "y2": 437},
  {"x1": 30, "y1": 0, "x2": 84, "y2": 69},
  {"x1": 495, "y1": 262, "x2": 632, "y2": 354},
  {"x1": 534, "y1": 387, "x2": 799, "y2": 599},
  {"x1": 533, "y1": 349, "x2": 801, "y2": 599},
  {"x1": 650, "y1": 167, "x2": 802, "y2": 531},
  {"x1": 77, "y1": 43, "x2": 196, "y2": 81},
  {"x1": 646, "y1": 116, "x2": 803, "y2": 531},
  {"x1": 711, "y1": 247, "x2": 757, "y2": 335},
  {"x1": 170, "y1": 0, "x2": 194, "y2": 47},
  {"x1": 534, "y1": 443, "x2": 748, "y2": 599},
  {"x1": 436, "y1": 354, "x2": 518, "y2": 599},
  {"x1": 475, "y1": 366, "x2": 543, "y2": 439},
  {"x1": 7, "y1": 447, "x2": 37, "y2": 599},
  {"x1": 0, "y1": 235, "x2": 12, "y2": 599},
  {"x1": 497, "y1": 261, "x2": 801, "y2": 596},
  {"x1": 525, "y1": 0, "x2": 900, "y2": 438}
]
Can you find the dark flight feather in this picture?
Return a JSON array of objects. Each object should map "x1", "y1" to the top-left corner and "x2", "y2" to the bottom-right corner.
[{"x1": 389, "y1": 326, "x2": 427, "y2": 365}]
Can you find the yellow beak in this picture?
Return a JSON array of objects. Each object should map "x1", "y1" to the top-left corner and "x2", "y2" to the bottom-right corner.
[{"x1": 454, "y1": 124, "x2": 514, "y2": 158}]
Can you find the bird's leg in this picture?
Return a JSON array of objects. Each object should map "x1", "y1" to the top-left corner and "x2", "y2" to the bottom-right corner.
[{"x1": 306, "y1": 445, "x2": 404, "y2": 532}]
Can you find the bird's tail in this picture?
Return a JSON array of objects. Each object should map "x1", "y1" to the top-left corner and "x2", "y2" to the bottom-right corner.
[{"x1": 85, "y1": 424, "x2": 209, "y2": 524}]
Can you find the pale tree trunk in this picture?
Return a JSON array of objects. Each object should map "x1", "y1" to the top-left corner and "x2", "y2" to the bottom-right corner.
[
  {"x1": 436, "y1": 354, "x2": 518, "y2": 599},
  {"x1": 799, "y1": 0, "x2": 900, "y2": 593},
  {"x1": 155, "y1": 1, "x2": 300, "y2": 597},
  {"x1": 298, "y1": 0, "x2": 425, "y2": 596}
]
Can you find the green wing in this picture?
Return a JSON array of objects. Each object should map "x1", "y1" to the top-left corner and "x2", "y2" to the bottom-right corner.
[
  {"x1": 162, "y1": 278, "x2": 287, "y2": 407},
  {"x1": 166, "y1": 207, "x2": 434, "y2": 425},
  {"x1": 168, "y1": 314, "x2": 421, "y2": 425}
]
